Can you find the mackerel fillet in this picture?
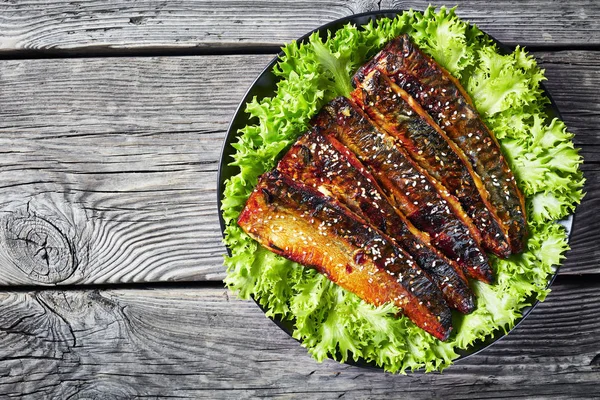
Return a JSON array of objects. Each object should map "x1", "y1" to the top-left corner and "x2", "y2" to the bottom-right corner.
[
  {"x1": 238, "y1": 171, "x2": 453, "y2": 340},
  {"x1": 313, "y1": 97, "x2": 493, "y2": 283},
  {"x1": 276, "y1": 129, "x2": 475, "y2": 313},
  {"x1": 355, "y1": 34, "x2": 527, "y2": 254},
  {"x1": 353, "y1": 69, "x2": 511, "y2": 258}
]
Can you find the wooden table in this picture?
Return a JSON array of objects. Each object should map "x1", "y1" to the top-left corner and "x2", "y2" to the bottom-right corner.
[{"x1": 0, "y1": 1, "x2": 598, "y2": 398}]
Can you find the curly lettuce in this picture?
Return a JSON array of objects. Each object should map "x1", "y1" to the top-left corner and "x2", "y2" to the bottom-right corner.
[{"x1": 221, "y1": 6, "x2": 585, "y2": 373}]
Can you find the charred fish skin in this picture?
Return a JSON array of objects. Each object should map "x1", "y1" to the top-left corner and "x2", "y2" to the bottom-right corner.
[
  {"x1": 356, "y1": 34, "x2": 527, "y2": 254},
  {"x1": 352, "y1": 69, "x2": 511, "y2": 258},
  {"x1": 313, "y1": 97, "x2": 493, "y2": 284},
  {"x1": 238, "y1": 170, "x2": 452, "y2": 340},
  {"x1": 277, "y1": 129, "x2": 475, "y2": 313}
]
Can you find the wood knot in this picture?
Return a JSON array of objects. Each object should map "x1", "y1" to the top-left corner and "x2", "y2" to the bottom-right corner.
[{"x1": 2, "y1": 214, "x2": 76, "y2": 284}]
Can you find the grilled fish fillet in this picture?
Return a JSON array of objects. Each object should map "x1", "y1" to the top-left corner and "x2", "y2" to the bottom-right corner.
[
  {"x1": 276, "y1": 128, "x2": 475, "y2": 313},
  {"x1": 313, "y1": 97, "x2": 493, "y2": 283},
  {"x1": 353, "y1": 69, "x2": 511, "y2": 258},
  {"x1": 238, "y1": 170, "x2": 453, "y2": 340},
  {"x1": 355, "y1": 34, "x2": 527, "y2": 254}
]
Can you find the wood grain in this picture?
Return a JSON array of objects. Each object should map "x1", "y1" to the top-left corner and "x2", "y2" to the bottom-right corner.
[
  {"x1": 537, "y1": 51, "x2": 600, "y2": 149},
  {"x1": 0, "y1": 54, "x2": 271, "y2": 286},
  {"x1": 0, "y1": 1, "x2": 599, "y2": 55},
  {"x1": 0, "y1": 280, "x2": 598, "y2": 398},
  {"x1": 567, "y1": 163, "x2": 600, "y2": 275},
  {"x1": 0, "y1": 51, "x2": 596, "y2": 286}
]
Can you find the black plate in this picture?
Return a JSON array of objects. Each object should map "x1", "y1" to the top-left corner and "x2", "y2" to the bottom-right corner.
[{"x1": 217, "y1": 10, "x2": 573, "y2": 370}]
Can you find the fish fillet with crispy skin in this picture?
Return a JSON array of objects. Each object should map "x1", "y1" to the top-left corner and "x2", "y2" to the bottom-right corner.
[
  {"x1": 352, "y1": 69, "x2": 511, "y2": 258},
  {"x1": 355, "y1": 34, "x2": 527, "y2": 254},
  {"x1": 276, "y1": 128, "x2": 475, "y2": 313},
  {"x1": 313, "y1": 97, "x2": 493, "y2": 283},
  {"x1": 238, "y1": 171, "x2": 453, "y2": 340}
]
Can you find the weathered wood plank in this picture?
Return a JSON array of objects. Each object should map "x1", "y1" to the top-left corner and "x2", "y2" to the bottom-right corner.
[
  {"x1": 536, "y1": 51, "x2": 600, "y2": 149},
  {"x1": 2, "y1": 50, "x2": 596, "y2": 143},
  {"x1": 0, "y1": 0, "x2": 599, "y2": 54},
  {"x1": 0, "y1": 280, "x2": 598, "y2": 398},
  {"x1": 0, "y1": 54, "x2": 272, "y2": 286},
  {"x1": 0, "y1": 51, "x2": 596, "y2": 286},
  {"x1": 566, "y1": 164, "x2": 600, "y2": 276}
]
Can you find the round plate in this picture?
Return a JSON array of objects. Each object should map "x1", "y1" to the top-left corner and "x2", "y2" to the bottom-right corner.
[{"x1": 217, "y1": 10, "x2": 574, "y2": 370}]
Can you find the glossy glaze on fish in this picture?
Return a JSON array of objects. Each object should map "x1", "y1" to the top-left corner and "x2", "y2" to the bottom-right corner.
[
  {"x1": 276, "y1": 129, "x2": 475, "y2": 313},
  {"x1": 238, "y1": 170, "x2": 452, "y2": 340},
  {"x1": 352, "y1": 69, "x2": 511, "y2": 258},
  {"x1": 312, "y1": 97, "x2": 493, "y2": 283},
  {"x1": 355, "y1": 34, "x2": 527, "y2": 254}
]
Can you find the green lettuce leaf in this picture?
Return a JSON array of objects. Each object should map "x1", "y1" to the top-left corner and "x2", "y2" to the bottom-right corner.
[{"x1": 221, "y1": 6, "x2": 585, "y2": 373}]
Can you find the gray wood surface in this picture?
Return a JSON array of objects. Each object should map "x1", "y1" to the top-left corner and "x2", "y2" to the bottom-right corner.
[
  {"x1": 0, "y1": 0, "x2": 599, "y2": 55},
  {"x1": 0, "y1": 280, "x2": 598, "y2": 399},
  {"x1": 0, "y1": 51, "x2": 596, "y2": 286},
  {"x1": 0, "y1": 54, "x2": 270, "y2": 286},
  {"x1": 0, "y1": 0, "x2": 598, "y2": 397}
]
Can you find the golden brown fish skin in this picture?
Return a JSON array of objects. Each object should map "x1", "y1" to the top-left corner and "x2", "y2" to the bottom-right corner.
[
  {"x1": 355, "y1": 34, "x2": 527, "y2": 254},
  {"x1": 276, "y1": 129, "x2": 475, "y2": 313},
  {"x1": 313, "y1": 97, "x2": 493, "y2": 284},
  {"x1": 352, "y1": 69, "x2": 511, "y2": 258},
  {"x1": 238, "y1": 171, "x2": 453, "y2": 341}
]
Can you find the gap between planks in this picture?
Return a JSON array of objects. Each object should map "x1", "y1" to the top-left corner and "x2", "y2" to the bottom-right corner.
[
  {"x1": 0, "y1": 273, "x2": 597, "y2": 294},
  {"x1": 0, "y1": 45, "x2": 283, "y2": 61},
  {"x1": 1, "y1": 44, "x2": 600, "y2": 62}
]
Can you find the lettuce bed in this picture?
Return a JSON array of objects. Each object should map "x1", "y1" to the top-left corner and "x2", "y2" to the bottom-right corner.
[{"x1": 220, "y1": 7, "x2": 584, "y2": 372}]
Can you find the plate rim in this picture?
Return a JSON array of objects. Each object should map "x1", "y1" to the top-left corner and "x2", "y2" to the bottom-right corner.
[{"x1": 216, "y1": 9, "x2": 574, "y2": 371}]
